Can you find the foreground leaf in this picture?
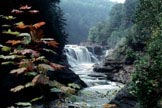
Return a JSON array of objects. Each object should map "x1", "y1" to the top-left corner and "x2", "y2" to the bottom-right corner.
[
  {"x1": 33, "y1": 21, "x2": 46, "y2": 29},
  {"x1": 2, "y1": 29, "x2": 20, "y2": 36},
  {"x1": 30, "y1": 96, "x2": 43, "y2": 102},
  {"x1": 42, "y1": 48, "x2": 56, "y2": 55},
  {"x1": 11, "y1": 9, "x2": 24, "y2": 14},
  {"x1": 1, "y1": 61, "x2": 15, "y2": 65},
  {"x1": 28, "y1": 10, "x2": 39, "y2": 14},
  {"x1": 6, "y1": 40, "x2": 22, "y2": 46},
  {"x1": 32, "y1": 74, "x2": 49, "y2": 85},
  {"x1": 14, "y1": 49, "x2": 39, "y2": 57},
  {"x1": 16, "y1": 102, "x2": 31, "y2": 106},
  {"x1": 38, "y1": 64, "x2": 54, "y2": 73},
  {"x1": 50, "y1": 62, "x2": 65, "y2": 70},
  {"x1": 20, "y1": 5, "x2": 32, "y2": 10},
  {"x1": 10, "y1": 85, "x2": 24, "y2": 92},
  {"x1": 68, "y1": 83, "x2": 80, "y2": 89},
  {"x1": 10, "y1": 67, "x2": 27, "y2": 75},
  {"x1": 50, "y1": 88, "x2": 62, "y2": 93},
  {"x1": 1, "y1": 46, "x2": 11, "y2": 52},
  {"x1": 30, "y1": 28, "x2": 44, "y2": 41},
  {"x1": 15, "y1": 22, "x2": 28, "y2": 29},
  {"x1": 2, "y1": 24, "x2": 11, "y2": 28},
  {"x1": 0, "y1": 55, "x2": 25, "y2": 60},
  {"x1": 49, "y1": 80, "x2": 76, "y2": 94},
  {"x1": 46, "y1": 40, "x2": 59, "y2": 48},
  {"x1": 25, "y1": 72, "x2": 37, "y2": 77},
  {"x1": 1, "y1": 15, "x2": 16, "y2": 20}
]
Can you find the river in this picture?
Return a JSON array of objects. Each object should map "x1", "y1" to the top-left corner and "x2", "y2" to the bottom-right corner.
[{"x1": 63, "y1": 45, "x2": 124, "y2": 108}]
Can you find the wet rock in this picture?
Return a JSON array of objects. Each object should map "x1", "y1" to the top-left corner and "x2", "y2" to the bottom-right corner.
[
  {"x1": 93, "y1": 65, "x2": 114, "y2": 72},
  {"x1": 109, "y1": 84, "x2": 137, "y2": 108},
  {"x1": 93, "y1": 58, "x2": 134, "y2": 84},
  {"x1": 47, "y1": 68, "x2": 87, "y2": 89}
]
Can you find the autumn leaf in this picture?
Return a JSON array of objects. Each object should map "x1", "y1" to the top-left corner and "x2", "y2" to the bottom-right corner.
[
  {"x1": 10, "y1": 67, "x2": 27, "y2": 75},
  {"x1": 37, "y1": 64, "x2": 54, "y2": 73},
  {"x1": 46, "y1": 40, "x2": 59, "y2": 48},
  {"x1": 14, "y1": 49, "x2": 39, "y2": 57},
  {"x1": 60, "y1": 86, "x2": 76, "y2": 94},
  {"x1": 28, "y1": 10, "x2": 39, "y2": 14},
  {"x1": 15, "y1": 22, "x2": 28, "y2": 29},
  {"x1": 33, "y1": 22, "x2": 46, "y2": 29},
  {"x1": 2, "y1": 29, "x2": 20, "y2": 36},
  {"x1": 49, "y1": 80, "x2": 75, "y2": 94},
  {"x1": 11, "y1": 9, "x2": 24, "y2": 14},
  {"x1": 49, "y1": 62, "x2": 65, "y2": 70},
  {"x1": 19, "y1": 60, "x2": 34, "y2": 71},
  {"x1": 6, "y1": 40, "x2": 22, "y2": 46},
  {"x1": 20, "y1": 5, "x2": 32, "y2": 10},
  {"x1": 32, "y1": 74, "x2": 49, "y2": 85},
  {"x1": 30, "y1": 28, "x2": 44, "y2": 41},
  {"x1": 33, "y1": 56, "x2": 48, "y2": 62}
]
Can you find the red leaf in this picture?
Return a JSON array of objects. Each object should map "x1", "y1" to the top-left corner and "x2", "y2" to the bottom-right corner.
[
  {"x1": 30, "y1": 28, "x2": 44, "y2": 41},
  {"x1": 19, "y1": 60, "x2": 34, "y2": 71},
  {"x1": 14, "y1": 49, "x2": 39, "y2": 57},
  {"x1": 6, "y1": 40, "x2": 22, "y2": 46},
  {"x1": 16, "y1": 22, "x2": 29, "y2": 29},
  {"x1": 46, "y1": 40, "x2": 59, "y2": 48},
  {"x1": 28, "y1": 10, "x2": 39, "y2": 14},
  {"x1": 33, "y1": 22, "x2": 46, "y2": 29},
  {"x1": 20, "y1": 5, "x2": 32, "y2": 10},
  {"x1": 50, "y1": 63, "x2": 65, "y2": 70},
  {"x1": 11, "y1": 9, "x2": 24, "y2": 14},
  {"x1": 10, "y1": 67, "x2": 27, "y2": 75},
  {"x1": 32, "y1": 74, "x2": 49, "y2": 85}
]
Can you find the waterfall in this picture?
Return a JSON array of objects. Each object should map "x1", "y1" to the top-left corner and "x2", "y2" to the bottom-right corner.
[{"x1": 64, "y1": 45, "x2": 98, "y2": 66}]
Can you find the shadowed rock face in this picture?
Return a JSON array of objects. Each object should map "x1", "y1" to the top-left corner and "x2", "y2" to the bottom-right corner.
[
  {"x1": 93, "y1": 58, "x2": 135, "y2": 84},
  {"x1": 93, "y1": 58, "x2": 137, "y2": 108},
  {"x1": 110, "y1": 84, "x2": 137, "y2": 108}
]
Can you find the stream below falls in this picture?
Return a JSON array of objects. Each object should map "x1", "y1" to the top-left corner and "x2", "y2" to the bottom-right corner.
[{"x1": 61, "y1": 45, "x2": 124, "y2": 108}]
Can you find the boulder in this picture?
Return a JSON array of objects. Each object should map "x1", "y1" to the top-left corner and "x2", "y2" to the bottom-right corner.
[
  {"x1": 109, "y1": 84, "x2": 137, "y2": 108},
  {"x1": 93, "y1": 58, "x2": 134, "y2": 84},
  {"x1": 47, "y1": 68, "x2": 87, "y2": 89}
]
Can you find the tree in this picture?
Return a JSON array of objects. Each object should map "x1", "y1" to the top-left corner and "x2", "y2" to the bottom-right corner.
[
  {"x1": 0, "y1": 1, "x2": 76, "y2": 107},
  {"x1": 131, "y1": 0, "x2": 162, "y2": 108}
]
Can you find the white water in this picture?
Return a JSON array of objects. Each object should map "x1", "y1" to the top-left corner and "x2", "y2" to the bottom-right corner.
[
  {"x1": 64, "y1": 45, "x2": 98, "y2": 66},
  {"x1": 64, "y1": 45, "x2": 123, "y2": 108}
]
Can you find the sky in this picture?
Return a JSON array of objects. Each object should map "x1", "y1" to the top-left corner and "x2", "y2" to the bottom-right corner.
[{"x1": 110, "y1": 0, "x2": 125, "y2": 3}]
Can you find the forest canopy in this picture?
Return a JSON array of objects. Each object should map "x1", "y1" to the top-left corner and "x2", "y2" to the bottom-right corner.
[{"x1": 60, "y1": 0, "x2": 115, "y2": 44}]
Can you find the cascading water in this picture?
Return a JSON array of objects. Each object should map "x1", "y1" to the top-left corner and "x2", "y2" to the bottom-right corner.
[
  {"x1": 64, "y1": 45, "x2": 98, "y2": 66},
  {"x1": 63, "y1": 45, "x2": 123, "y2": 108}
]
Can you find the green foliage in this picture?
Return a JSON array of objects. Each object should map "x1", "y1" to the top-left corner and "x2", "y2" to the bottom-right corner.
[
  {"x1": 131, "y1": 37, "x2": 162, "y2": 107},
  {"x1": 60, "y1": 0, "x2": 115, "y2": 44},
  {"x1": 0, "y1": 2, "x2": 75, "y2": 107},
  {"x1": 88, "y1": 0, "x2": 138, "y2": 47},
  {"x1": 130, "y1": 0, "x2": 162, "y2": 108}
]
